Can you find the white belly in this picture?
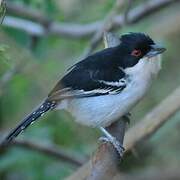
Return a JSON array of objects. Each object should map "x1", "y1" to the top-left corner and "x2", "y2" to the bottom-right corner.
[
  {"x1": 63, "y1": 80, "x2": 150, "y2": 127},
  {"x1": 56, "y1": 57, "x2": 161, "y2": 127}
]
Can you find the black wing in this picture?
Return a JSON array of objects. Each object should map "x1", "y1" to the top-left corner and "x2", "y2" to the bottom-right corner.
[{"x1": 48, "y1": 47, "x2": 126, "y2": 100}]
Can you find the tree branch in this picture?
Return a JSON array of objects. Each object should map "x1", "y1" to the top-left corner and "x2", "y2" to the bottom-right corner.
[
  {"x1": 87, "y1": 120, "x2": 127, "y2": 180},
  {"x1": 0, "y1": 137, "x2": 86, "y2": 167},
  {"x1": 3, "y1": 16, "x2": 46, "y2": 36},
  {"x1": 66, "y1": 85, "x2": 180, "y2": 180},
  {"x1": 3, "y1": 0, "x2": 179, "y2": 39}
]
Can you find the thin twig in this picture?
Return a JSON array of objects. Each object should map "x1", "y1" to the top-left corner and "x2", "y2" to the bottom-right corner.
[
  {"x1": 66, "y1": 85, "x2": 180, "y2": 180},
  {"x1": 0, "y1": 138, "x2": 86, "y2": 167}
]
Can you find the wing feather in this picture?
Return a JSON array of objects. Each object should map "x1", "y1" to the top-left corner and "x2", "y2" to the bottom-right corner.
[{"x1": 48, "y1": 47, "x2": 127, "y2": 101}]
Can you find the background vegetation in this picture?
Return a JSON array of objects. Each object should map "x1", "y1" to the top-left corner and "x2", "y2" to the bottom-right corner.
[{"x1": 0, "y1": 0, "x2": 180, "y2": 179}]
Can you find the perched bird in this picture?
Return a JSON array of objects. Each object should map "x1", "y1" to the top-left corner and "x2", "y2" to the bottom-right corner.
[{"x1": 2, "y1": 32, "x2": 166, "y2": 156}]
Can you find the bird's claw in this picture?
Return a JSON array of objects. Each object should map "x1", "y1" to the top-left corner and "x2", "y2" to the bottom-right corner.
[{"x1": 99, "y1": 136, "x2": 125, "y2": 158}]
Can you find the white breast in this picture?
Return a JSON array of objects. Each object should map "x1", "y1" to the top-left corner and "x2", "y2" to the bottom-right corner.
[{"x1": 57, "y1": 56, "x2": 161, "y2": 127}]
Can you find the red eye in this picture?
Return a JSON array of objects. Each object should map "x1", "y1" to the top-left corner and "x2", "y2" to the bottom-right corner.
[{"x1": 131, "y1": 49, "x2": 142, "y2": 57}]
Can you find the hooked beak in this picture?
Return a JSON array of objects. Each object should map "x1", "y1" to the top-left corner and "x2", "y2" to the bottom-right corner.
[{"x1": 146, "y1": 44, "x2": 166, "y2": 58}]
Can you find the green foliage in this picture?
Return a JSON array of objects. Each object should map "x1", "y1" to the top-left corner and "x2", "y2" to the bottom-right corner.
[
  {"x1": 0, "y1": 44, "x2": 10, "y2": 75},
  {"x1": 0, "y1": 148, "x2": 73, "y2": 180}
]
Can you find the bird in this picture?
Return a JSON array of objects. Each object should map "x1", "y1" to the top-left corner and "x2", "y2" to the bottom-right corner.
[{"x1": 1, "y1": 32, "x2": 166, "y2": 156}]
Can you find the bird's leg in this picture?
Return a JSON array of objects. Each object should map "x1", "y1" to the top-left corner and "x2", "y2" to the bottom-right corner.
[{"x1": 99, "y1": 127, "x2": 125, "y2": 157}]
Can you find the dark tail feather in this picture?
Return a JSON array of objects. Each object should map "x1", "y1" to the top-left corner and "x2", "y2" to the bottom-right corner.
[{"x1": 1, "y1": 100, "x2": 56, "y2": 146}]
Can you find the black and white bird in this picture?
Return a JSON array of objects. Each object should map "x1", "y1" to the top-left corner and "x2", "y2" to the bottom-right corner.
[{"x1": 2, "y1": 33, "x2": 166, "y2": 156}]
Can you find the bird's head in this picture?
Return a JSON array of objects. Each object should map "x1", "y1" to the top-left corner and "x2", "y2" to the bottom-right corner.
[{"x1": 118, "y1": 32, "x2": 166, "y2": 68}]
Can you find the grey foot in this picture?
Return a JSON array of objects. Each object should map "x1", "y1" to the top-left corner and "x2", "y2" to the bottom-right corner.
[{"x1": 99, "y1": 136, "x2": 125, "y2": 157}]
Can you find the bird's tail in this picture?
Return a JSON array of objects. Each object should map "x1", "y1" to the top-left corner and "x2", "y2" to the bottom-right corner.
[{"x1": 1, "y1": 99, "x2": 56, "y2": 146}]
